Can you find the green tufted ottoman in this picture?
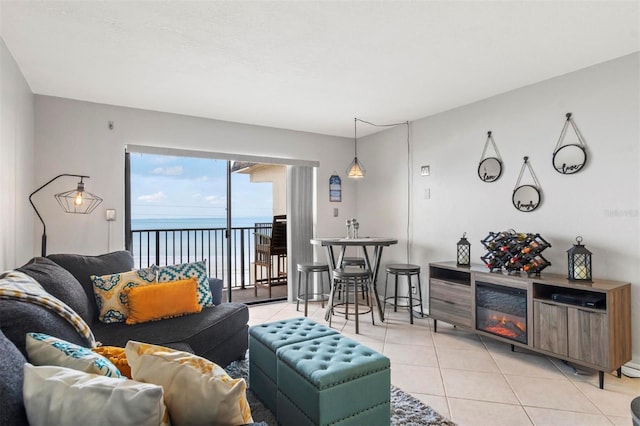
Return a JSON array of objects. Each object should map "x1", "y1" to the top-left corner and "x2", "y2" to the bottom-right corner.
[
  {"x1": 276, "y1": 334, "x2": 391, "y2": 426},
  {"x1": 248, "y1": 317, "x2": 338, "y2": 414}
]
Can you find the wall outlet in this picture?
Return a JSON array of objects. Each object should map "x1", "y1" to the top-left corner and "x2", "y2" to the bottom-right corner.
[
  {"x1": 421, "y1": 165, "x2": 430, "y2": 176},
  {"x1": 411, "y1": 285, "x2": 417, "y2": 294},
  {"x1": 333, "y1": 207, "x2": 339, "y2": 217}
]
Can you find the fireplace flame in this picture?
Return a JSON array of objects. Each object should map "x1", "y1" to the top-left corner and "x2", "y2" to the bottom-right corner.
[{"x1": 484, "y1": 314, "x2": 526, "y2": 339}]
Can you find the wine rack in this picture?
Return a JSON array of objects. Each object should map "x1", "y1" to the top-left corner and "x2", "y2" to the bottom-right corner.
[{"x1": 480, "y1": 230, "x2": 551, "y2": 276}]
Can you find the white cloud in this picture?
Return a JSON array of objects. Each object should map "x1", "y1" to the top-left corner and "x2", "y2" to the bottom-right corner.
[
  {"x1": 138, "y1": 192, "x2": 167, "y2": 203},
  {"x1": 196, "y1": 176, "x2": 209, "y2": 181},
  {"x1": 152, "y1": 166, "x2": 183, "y2": 176}
]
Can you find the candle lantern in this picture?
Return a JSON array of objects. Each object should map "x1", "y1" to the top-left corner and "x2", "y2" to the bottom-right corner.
[
  {"x1": 567, "y1": 236, "x2": 592, "y2": 282},
  {"x1": 457, "y1": 232, "x2": 471, "y2": 266}
]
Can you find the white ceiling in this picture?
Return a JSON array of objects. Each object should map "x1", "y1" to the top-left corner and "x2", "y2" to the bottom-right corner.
[{"x1": 1, "y1": 1, "x2": 639, "y2": 137}]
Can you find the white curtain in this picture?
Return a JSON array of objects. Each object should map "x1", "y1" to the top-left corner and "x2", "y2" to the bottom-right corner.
[{"x1": 286, "y1": 165, "x2": 314, "y2": 302}]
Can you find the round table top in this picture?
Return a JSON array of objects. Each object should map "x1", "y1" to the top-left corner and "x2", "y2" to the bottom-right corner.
[{"x1": 310, "y1": 237, "x2": 398, "y2": 246}]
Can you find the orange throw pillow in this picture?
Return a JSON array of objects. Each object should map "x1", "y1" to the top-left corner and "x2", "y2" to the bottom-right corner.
[
  {"x1": 91, "y1": 346, "x2": 132, "y2": 378},
  {"x1": 124, "y1": 277, "x2": 202, "y2": 325}
]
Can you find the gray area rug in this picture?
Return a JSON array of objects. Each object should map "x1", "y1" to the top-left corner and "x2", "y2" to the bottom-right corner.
[{"x1": 225, "y1": 358, "x2": 456, "y2": 426}]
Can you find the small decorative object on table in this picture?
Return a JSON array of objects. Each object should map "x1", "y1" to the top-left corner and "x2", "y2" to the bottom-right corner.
[
  {"x1": 456, "y1": 232, "x2": 471, "y2": 266},
  {"x1": 567, "y1": 236, "x2": 592, "y2": 282},
  {"x1": 345, "y1": 219, "x2": 352, "y2": 239},
  {"x1": 480, "y1": 230, "x2": 551, "y2": 276}
]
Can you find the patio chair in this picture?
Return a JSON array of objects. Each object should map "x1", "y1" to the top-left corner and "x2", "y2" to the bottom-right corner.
[{"x1": 254, "y1": 215, "x2": 287, "y2": 297}]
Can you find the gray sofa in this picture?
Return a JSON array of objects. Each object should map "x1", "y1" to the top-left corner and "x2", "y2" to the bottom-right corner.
[{"x1": 0, "y1": 250, "x2": 249, "y2": 426}]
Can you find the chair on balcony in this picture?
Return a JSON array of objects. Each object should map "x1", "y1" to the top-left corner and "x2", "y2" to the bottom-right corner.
[{"x1": 254, "y1": 215, "x2": 287, "y2": 297}]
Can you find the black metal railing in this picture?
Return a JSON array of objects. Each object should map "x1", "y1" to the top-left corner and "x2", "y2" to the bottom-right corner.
[{"x1": 131, "y1": 223, "x2": 273, "y2": 289}]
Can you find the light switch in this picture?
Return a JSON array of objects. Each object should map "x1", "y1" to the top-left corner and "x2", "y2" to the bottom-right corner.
[
  {"x1": 333, "y1": 208, "x2": 339, "y2": 217},
  {"x1": 106, "y1": 209, "x2": 116, "y2": 221}
]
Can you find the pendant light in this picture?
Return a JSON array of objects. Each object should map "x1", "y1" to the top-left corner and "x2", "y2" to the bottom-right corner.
[{"x1": 347, "y1": 118, "x2": 366, "y2": 178}]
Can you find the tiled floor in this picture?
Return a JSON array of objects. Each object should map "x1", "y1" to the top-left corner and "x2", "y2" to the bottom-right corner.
[{"x1": 247, "y1": 300, "x2": 639, "y2": 426}]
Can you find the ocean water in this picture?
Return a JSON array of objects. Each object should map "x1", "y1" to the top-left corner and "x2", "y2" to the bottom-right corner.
[{"x1": 132, "y1": 216, "x2": 271, "y2": 230}]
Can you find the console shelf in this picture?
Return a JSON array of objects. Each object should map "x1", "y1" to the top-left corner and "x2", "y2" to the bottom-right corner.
[{"x1": 428, "y1": 261, "x2": 632, "y2": 389}]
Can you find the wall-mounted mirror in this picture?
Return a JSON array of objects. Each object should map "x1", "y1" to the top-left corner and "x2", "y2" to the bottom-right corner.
[
  {"x1": 512, "y1": 184, "x2": 541, "y2": 212},
  {"x1": 513, "y1": 156, "x2": 542, "y2": 212},
  {"x1": 553, "y1": 112, "x2": 588, "y2": 175},
  {"x1": 553, "y1": 144, "x2": 586, "y2": 174},
  {"x1": 478, "y1": 131, "x2": 503, "y2": 183},
  {"x1": 478, "y1": 157, "x2": 502, "y2": 182}
]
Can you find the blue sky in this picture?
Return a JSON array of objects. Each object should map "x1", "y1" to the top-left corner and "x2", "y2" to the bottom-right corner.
[{"x1": 130, "y1": 153, "x2": 273, "y2": 219}]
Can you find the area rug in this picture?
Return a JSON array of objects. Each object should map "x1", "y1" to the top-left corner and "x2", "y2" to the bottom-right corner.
[{"x1": 225, "y1": 358, "x2": 456, "y2": 426}]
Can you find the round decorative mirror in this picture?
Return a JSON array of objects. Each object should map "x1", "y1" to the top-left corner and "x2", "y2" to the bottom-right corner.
[
  {"x1": 512, "y1": 185, "x2": 541, "y2": 212},
  {"x1": 553, "y1": 144, "x2": 586, "y2": 174},
  {"x1": 478, "y1": 157, "x2": 502, "y2": 182}
]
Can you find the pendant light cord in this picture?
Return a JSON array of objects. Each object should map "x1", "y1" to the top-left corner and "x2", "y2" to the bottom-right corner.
[{"x1": 355, "y1": 118, "x2": 411, "y2": 263}]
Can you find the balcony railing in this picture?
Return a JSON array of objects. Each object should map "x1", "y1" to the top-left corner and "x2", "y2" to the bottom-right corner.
[{"x1": 131, "y1": 223, "x2": 273, "y2": 290}]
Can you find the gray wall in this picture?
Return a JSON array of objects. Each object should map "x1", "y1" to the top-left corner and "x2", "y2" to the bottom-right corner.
[{"x1": 0, "y1": 38, "x2": 34, "y2": 270}]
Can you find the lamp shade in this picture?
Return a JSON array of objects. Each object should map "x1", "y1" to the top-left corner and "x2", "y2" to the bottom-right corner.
[
  {"x1": 567, "y1": 236, "x2": 592, "y2": 282},
  {"x1": 347, "y1": 157, "x2": 366, "y2": 178},
  {"x1": 54, "y1": 180, "x2": 103, "y2": 214}
]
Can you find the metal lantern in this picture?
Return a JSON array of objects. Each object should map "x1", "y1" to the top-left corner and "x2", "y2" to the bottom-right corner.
[
  {"x1": 457, "y1": 232, "x2": 471, "y2": 266},
  {"x1": 567, "y1": 236, "x2": 592, "y2": 282}
]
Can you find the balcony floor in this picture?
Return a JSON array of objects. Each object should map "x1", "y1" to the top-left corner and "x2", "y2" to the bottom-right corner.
[{"x1": 224, "y1": 283, "x2": 288, "y2": 304}]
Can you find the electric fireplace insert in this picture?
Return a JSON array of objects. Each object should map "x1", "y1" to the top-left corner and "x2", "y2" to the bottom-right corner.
[{"x1": 475, "y1": 281, "x2": 527, "y2": 344}]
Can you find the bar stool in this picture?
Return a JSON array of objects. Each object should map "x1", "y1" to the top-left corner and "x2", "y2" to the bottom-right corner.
[
  {"x1": 329, "y1": 267, "x2": 374, "y2": 334},
  {"x1": 296, "y1": 262, "x2": 331, "y2": 317},
  {"x1": 340, "y1": 257, "x2": 367, "y2": 300},
  {"x1": 383, "y1": 264, "x2": 424, "y2": 324}
]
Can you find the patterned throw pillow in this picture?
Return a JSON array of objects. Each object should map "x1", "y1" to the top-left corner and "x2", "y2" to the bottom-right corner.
[
  {"x1": 26, "y1": 332, "x2": 122, "y2": 378},
  {"x1": 153, "y1": 261, "x2": 213, "y2": 308},
  {"x1": 91, "y1": 268, "x2": 156, "y2": 323},
  {"x1": 126, "y1": 340, "x2": 253, "y2": 425},
  {"x1": 23, "y1": 364, "x2": 169, "y2": 426}
]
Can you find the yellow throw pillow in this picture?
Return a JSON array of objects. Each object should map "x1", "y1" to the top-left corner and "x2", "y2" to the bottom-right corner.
[
  {"x1": 92, "y1": 346, "x2": 131, "y2": 379},
  {"x1": 125, "y1": 341, "x2": 253, "y2": 425},
  {"x1": 123, "y1": 277, "x2": 202, "y2": 325}
]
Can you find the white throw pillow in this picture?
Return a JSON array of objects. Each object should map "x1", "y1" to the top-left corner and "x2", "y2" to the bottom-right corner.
[
  {"x1": 126, "y1": 340, "x2": 253, "y2": 425},
  {"x1": 23, "y1": 363, "x2": 169, "y2": 426},
  {"x1": 26, "y1": 332, "x2": 122, "y2": 378}
]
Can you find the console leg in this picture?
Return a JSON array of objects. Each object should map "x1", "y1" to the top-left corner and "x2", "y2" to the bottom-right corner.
[
  {"x1": 511, "y1": 344, "x2": 515, "y2": 352},
  {"x1": 617, "y1": 367, "x2": 622, "y2": 378},
  {"x1": 433, "y1": 319, "x2": 437, "y2": 333},
  {"x1": 599, "y1": 371, "x2": 604, "y2": 389}
]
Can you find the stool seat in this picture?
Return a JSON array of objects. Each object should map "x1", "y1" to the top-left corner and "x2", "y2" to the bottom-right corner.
[
  {"x1": 386, "y1": 263, "x2": 420, "y2": 274},
  {"x1": 333, "y1": 267, "x2": 370, "y2": 279},
  {"x1": 297, "y1": 262, "x2": 330, "y2": 272},
  {"x1": 342, "y1": 257, "x2": 366, "y2": 267}
]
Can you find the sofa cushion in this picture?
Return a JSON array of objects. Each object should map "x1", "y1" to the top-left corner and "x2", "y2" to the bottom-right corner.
[
  {"x1": 91, "y1": 268, "x2": 156, "y2": 324},
  {"x1": 0, "y1": 329, "x2": 28, "y2": 426},
  {"x1": 124, "y1": 278, "x2": 202, "y2": 325},
  {"x1": 154, "y1": 261, "x2": 213, "y2": 308},
  {"x1": 0, "y1": 299, "x2": 90, "y2": 358},
  {"x1": 48, "y1": 251, "x2": 135, "y2": 322},
  {"x1": 91, "y1": 303, "x2": 249, "y2": 365},
  {"x1": 126, "y1": 340, "x2": 253, "y2": 425},
  {"x1": 23, "y1": 364, "x2": 169, "y2": 426},
  {"x1": 26, "y1": 332, "x2": 122, "y2": 378},
  {"x1": 17, "y1": 257, "x2": 92, "y2": 324}
]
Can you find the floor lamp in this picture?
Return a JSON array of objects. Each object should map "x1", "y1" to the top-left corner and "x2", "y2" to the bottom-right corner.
[{"x1": 29, "y1": 174, "x2": 103, "y2": 256}]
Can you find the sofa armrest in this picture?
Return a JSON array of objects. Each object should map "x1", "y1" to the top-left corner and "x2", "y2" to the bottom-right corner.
[{"x1": 208, "y1": 278, "x2": 223, "y2": 305}]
